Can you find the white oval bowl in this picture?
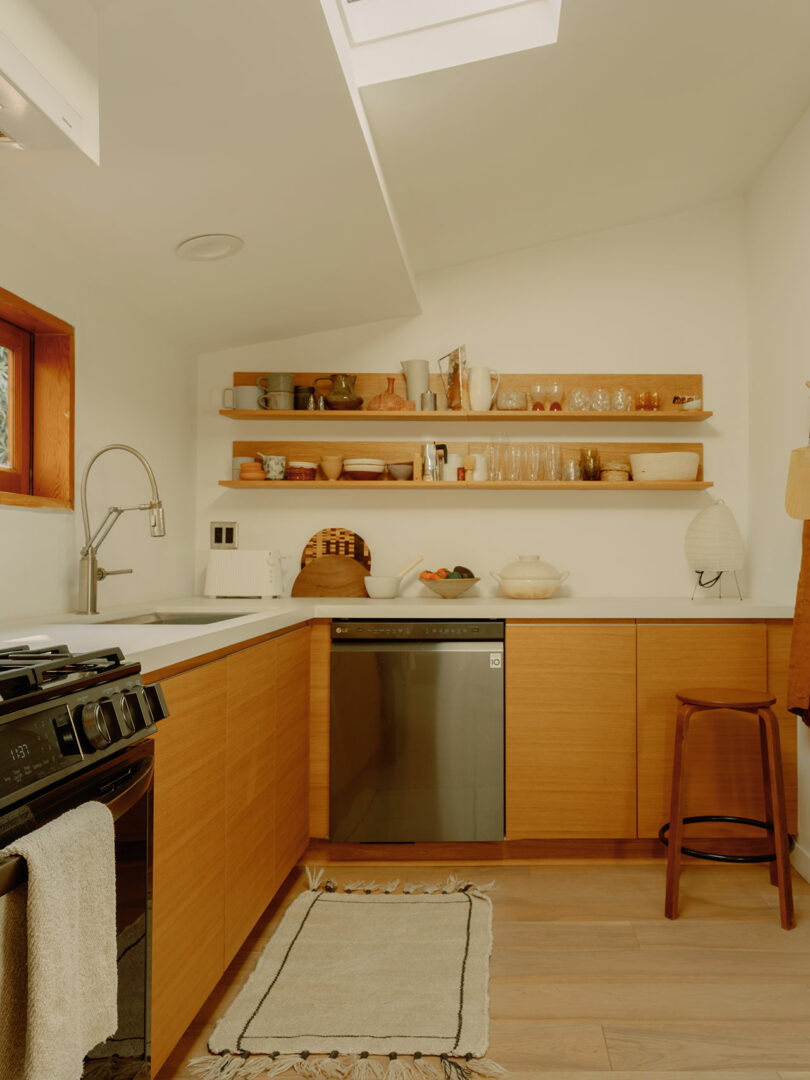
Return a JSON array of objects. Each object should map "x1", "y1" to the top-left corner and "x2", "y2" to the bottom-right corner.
[
  {"x1": 629, "y1": 452, "x2": 699, "y2": 482},
  {"x1": 287, "y1": 460, "x2": 318, "y2": 470}
]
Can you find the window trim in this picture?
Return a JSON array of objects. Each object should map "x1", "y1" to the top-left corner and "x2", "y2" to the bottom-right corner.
[
  {"x1": 0, "y1": 318, "x2": 32, "y2": 494},
  {"x1": 0, "y1": 287, "x2": 74, "y2": 511}
]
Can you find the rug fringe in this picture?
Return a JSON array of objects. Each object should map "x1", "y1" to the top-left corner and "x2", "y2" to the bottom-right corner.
[
  {"x1": 188, "y1": 1055, "x2": 506, "y2": 1080},
  {"x1": 302, "y1": 870, "x2": 493, "y2": 897}
]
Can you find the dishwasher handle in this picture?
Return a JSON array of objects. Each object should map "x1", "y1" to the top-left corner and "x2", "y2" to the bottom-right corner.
[{"x1": 0, "y1": 755, "x2": 154, "y2": 899}]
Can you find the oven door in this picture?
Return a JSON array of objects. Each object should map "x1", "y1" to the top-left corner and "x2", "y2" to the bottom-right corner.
[{"x1": 0, "y1": 739, "x2": 154, "y2": 1079}]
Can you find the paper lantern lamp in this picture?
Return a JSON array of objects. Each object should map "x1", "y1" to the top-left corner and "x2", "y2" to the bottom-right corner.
[{"x1": 684, "y1": 500, "x2": 744, "y2": 598}]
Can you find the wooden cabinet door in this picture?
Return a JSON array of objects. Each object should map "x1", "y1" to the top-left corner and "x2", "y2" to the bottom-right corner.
[
  {"x1": 506, "y1": 622, "x2": 637, "y2": 838},
  {"x1": 152, "y1": 661, "x2": 228, "y2": 1072},
  {"x1": 636, "y1": 622, "x2": 769, "y2": 837},
  {"x1": 224, "y1": 639, "x2": 278, "y2": 962},
  {"x1": 274, "y1": 626, "x2": 311, "y2": 885}
]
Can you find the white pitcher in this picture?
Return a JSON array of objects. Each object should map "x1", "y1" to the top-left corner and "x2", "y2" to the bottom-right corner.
[
  {"x1": 401, "y1": 359, "x2": 430, "y2": 411},
  {"x1": 468, "y1": 366, "x2": 500, "y2": 412}
]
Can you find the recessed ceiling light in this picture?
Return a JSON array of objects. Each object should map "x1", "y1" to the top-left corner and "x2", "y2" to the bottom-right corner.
[{"x1": 175, "y1": 234, "x2": 244, "y2": 261}]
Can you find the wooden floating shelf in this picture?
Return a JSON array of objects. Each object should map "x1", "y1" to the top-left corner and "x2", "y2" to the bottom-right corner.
[
  {"x1": 220, "y1": 408, "x2": 713, "y2": 423},
  {"x1": 220, "y1": 480, "x2": 714, "y2": 491}
]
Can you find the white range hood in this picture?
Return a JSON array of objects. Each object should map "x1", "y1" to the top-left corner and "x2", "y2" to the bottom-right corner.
[{"x1": 0, "y1": 0, "x2": 98, "y2": 162}]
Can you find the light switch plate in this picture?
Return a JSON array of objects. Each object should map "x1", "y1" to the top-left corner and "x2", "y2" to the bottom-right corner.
[{"x1": 210, "y1": 521, "x2": 238, "y2": 549}]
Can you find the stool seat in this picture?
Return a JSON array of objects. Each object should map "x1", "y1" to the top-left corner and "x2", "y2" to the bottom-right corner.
[{"x1": 675, "y1": 687, "x2": 776, "y2": 709}]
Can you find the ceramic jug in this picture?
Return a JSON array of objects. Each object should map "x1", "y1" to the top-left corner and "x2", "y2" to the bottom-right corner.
[
  {"x1": 468, "y1": 366, "x2": 500, "y2": 412},
  {"x1": 313, "y1": 374, "x2": 363, "y2": 410},
  {"x1": 401, "y1": 359, "x2": 430, "y2": 410}
]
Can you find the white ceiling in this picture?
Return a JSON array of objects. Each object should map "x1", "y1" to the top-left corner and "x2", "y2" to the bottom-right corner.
[
  {"x1": 1, "y1": 0, "x2": 810, "y2": 348},
  {"x1": 362, "y1": 0, "x2": 810, "y2": 271}
]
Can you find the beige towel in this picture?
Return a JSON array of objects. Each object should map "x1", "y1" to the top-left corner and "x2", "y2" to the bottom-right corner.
[
  {"x1": 0, "y1": 802, "x2": 118, "y2": 1080},
  {"x1": 788, "y1": 520, "x2": 810, "y2": 725}
]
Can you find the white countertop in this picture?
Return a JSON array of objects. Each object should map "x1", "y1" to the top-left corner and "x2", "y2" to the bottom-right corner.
[{"x1": 0, "y1": 595, "x2": 795, "y2": 676}]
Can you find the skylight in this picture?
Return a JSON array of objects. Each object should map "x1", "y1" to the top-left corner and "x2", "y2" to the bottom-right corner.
[{"x1": 333, "y1": 0, "x2": 561, "y2": 85}]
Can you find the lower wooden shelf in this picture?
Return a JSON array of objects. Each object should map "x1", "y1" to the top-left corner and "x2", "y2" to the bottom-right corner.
[{"x1": 219, "y1": 479, "x2": 713, "y2": 491}]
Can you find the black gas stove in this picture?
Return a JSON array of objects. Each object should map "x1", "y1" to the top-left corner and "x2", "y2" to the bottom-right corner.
[{"x1": 0, "y1": 644, "x2": 167, "y2": 813}]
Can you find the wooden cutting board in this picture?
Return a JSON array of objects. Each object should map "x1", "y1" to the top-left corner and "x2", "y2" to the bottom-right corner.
[
  {"x1": 290, "y1": 555, "x2": 369, "y2": 597},
  {"x1": 301, "y1": 527, "x2": 371, "y2": 570}
]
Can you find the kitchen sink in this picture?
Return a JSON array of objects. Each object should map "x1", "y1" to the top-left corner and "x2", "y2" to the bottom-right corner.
[{"x1": 101, "y1": 612, "x2": 254, "y2": 625}]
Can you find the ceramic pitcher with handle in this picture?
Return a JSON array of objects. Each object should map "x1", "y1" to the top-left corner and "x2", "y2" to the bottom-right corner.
[{"x1": 468, "y1": 366, "x2": 500, "y2": 412}]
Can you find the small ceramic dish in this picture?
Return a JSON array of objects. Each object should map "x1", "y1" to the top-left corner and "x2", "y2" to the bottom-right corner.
[
  {"x1": 364, "y1": 576, "x2": 401, "y2": 598},
  {"x1": 388, "y1": 461, "x2": 414, "y2": 481}
]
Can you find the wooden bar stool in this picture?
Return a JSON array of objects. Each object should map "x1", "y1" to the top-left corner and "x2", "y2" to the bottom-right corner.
[{"x1": 660, "y1": 687, "x2": 795, "y2": 930}]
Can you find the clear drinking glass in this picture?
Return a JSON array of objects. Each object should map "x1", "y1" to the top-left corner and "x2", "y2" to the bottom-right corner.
[
  {"x1": 612, "y1": 386, "x2": 633, "y2": 411},
  {"x1": 523, "y1": 443, "x2": 542, "y2": 481},
  {"x1": 591, "y1": 387, "x2": 612, "y2": 412},
  {"x1": 544, "y1": 443, "x2": 561, "y2": 481},
  {"x1": 506, "y1": 444, "x2": 522, "y2": 481},
  {"x1": 567, "y1": 387, "x2": 591, "y2": 411},
  {"x1": 486, "y1": 442, "x2": 500, "y2": 482},
  {"x1": 562, "y1": 448, "x2": 582, "y2": 481},
  {"x1": 547, "y1": 381, "x2": 564, "y2": 411}
]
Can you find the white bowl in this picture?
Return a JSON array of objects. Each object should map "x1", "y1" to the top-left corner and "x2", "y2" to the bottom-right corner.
[
  {"x1": 287, "y1": 460, "x2": 318, "y2": 470},
  {"x1": 364, "y1": 576, "x2": 400, "y2": 598},
  {"x1": 344, "y1": 458, "x2": 385, "y2": 469},
  {"x1": 629, "y1": 452, "x2": 699, "y2": 482}
]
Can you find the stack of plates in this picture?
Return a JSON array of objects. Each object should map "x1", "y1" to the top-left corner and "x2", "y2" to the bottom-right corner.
[{"x1": 343, "y1": 458, "x2": 386, "y2": 481}]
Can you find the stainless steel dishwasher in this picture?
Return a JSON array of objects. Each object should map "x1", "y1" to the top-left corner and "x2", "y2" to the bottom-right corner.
[{"x1": 330, "y1": 620, "x2": 504, "y2": 842}]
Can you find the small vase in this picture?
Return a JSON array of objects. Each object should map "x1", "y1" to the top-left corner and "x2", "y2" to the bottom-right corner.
[{"x1": 368, "y1": 376, "x2": 411, "y2": 412}]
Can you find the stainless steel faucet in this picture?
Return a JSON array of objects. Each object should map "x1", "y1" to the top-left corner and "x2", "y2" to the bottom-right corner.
[{"x1": 78, "y1": 444, "x2": 166, "y2": 614}]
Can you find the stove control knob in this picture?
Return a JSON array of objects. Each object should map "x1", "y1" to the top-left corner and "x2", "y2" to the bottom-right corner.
[
  {"x1": 81, "y1": 702, "x2": 112, "y2": 750},
  {"x1": 117, "y1": 694, "x2": 136, "y2": 737}
]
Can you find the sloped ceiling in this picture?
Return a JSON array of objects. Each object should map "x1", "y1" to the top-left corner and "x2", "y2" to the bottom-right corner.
[
  {"x1": 360, "y1": 0, "x2": 810, "y2": 271},
  {"x1": 0, "y1": 0, "x2": 419, "y2": 350},
  {"x1": 1, "y1": 0, "x2": 810, "y2": 347}
]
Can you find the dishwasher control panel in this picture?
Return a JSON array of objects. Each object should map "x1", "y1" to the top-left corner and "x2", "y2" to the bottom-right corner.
[{"x1": 331, "y1": 619, "x2": 504, "y2": 641}]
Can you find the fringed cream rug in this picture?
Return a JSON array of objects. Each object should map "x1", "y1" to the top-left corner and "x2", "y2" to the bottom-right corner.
[{"x1": 189, "y1": 871, "x2": 505, "y2": 1080}]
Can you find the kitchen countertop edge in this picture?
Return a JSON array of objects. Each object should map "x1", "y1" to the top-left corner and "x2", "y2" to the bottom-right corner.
[{"x1": 0, "y1": 595, "x2": 795, "y2": 676}]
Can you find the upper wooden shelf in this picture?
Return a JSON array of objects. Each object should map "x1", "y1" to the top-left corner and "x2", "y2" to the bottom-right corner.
[
  {"x1": 224, "y1": 371, "x2": 710, "y2": 422},
  {"x1": 220, "y1": 407, "x2": 712, "y2": 423}
]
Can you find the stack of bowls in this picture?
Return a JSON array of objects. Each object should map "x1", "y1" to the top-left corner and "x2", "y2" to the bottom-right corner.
[
  {"x1": 239, "y1": 462, "x2": 266, "y2": 482},
  {"x1": 343, "y1": 458, "x2": 386, "y2": 481},
  {"x1": 285, "y1": 460, "x2": 318, "y2": 481}
]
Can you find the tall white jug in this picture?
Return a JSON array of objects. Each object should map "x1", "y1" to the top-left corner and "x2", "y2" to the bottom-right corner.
[
  {"x1": 468, "y1": 366, "x2": 500, "y2": 412},
  {"x1": 401, "y1": 359, "x2": 430, "y2": 411}
]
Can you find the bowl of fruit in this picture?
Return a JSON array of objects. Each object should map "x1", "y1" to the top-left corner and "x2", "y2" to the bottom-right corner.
[{"x1": 419, "y1": 565, "x2": 478, "y2": 598}]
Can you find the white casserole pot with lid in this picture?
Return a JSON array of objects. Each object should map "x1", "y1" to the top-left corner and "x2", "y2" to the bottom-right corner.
[{"x1": 490, "y1": 554, "x2": 569, "y2": 599}]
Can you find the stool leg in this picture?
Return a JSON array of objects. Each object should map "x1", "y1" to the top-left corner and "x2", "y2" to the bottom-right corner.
[
  {"x1": 665, "y1": 703, "x2": 694, "y2": 920},
  {"x1": 758, "y1": 715, "x2": 778, "y2": 886},
  {"x1": 758, "y1": 708, "x2": 795, "y2": 930}
]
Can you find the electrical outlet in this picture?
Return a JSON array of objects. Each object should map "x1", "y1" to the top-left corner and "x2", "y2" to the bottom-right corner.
[{"x1": 210, "y1": 521, "x2": 238, "y2": 549}]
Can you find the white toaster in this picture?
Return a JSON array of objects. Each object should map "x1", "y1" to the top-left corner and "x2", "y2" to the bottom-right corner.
[{"x1": 204, "y1": 550, "x2": 282, "y2": 598}]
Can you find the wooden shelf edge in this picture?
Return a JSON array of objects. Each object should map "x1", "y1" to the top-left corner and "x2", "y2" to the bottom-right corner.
[
  {"x1": 0, "y1": 491, "x2": 72, "y2": 510},
  {"x1": 220, "y1": 409, "x2": 713, "y2": 423},
  {"x1": 219, "y1": 480, "x2": 714, "y2": 491}
]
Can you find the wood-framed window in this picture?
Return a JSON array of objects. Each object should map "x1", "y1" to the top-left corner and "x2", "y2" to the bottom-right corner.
[
  {"x1": 0, "y1": 317, "x2": 33, "y2": 495},
  {"x1": 0, "y1": 287, "x2": 74, "y2": 510}
]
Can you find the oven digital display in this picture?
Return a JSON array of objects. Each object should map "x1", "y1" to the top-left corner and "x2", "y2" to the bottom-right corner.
[{"x1": 0, "y1": 713, "x2": 72, "y2": 798}]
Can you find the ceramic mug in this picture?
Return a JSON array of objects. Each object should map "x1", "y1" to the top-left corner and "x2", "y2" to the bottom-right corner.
[
  {"x1": 257, "y1": 372, "x2": 295, "y2": 394},
  {"x1": 223, "y1": 385, "x2": 261, "y2": 410},
  {"x1": 260, "y1": 455, "x2": 286, "y2": 480},
  {"x1": 259, "y1": 391, "x2": 295, "y2": 410}
]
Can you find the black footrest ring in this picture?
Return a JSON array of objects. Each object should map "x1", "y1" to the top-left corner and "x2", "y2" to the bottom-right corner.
[{"x1": 658, "y1": 815, "x2": 794, "y2": 864}]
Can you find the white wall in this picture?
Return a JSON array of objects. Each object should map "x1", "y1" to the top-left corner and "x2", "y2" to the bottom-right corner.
[
  {"x1": 195, "y1": 200, "x2": 749, "y2": 599},
  {"x1": 0, "y1": 221, "x2": 197, "y2": 618},
  {"x1": 746, "y1": 100, "x2": 810, "y2": 875}
]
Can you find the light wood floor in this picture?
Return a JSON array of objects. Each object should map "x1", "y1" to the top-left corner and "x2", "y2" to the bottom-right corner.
[{"x1": 156, "y1": 857, "x2": 810, "y2": 1079}]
